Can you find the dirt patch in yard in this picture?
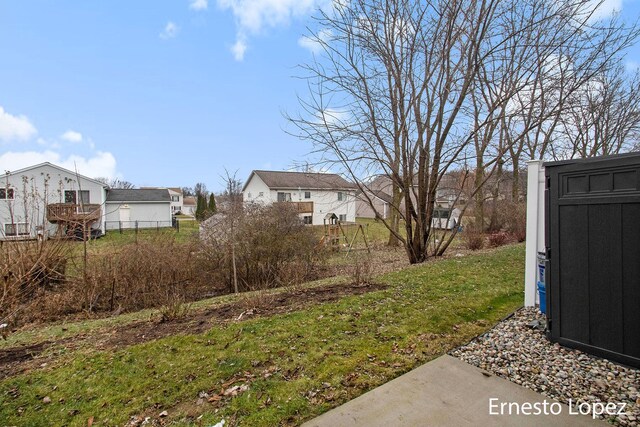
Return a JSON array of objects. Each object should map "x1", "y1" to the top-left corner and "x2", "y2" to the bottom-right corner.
[
  {"x1": 0, "y1": 281, "x2": 387, "y2": 379},
  {"x1": 98, "y1": 281, "x2": 388, "y2": 350}
]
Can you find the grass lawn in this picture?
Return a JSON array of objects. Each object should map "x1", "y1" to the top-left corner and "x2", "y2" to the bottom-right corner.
[
  {"x1": 0, "y1": 244, "x2": 525, "y2": 426},
  {"x1": 83, "y1": 219, "x2": 199, "y2": 251}
]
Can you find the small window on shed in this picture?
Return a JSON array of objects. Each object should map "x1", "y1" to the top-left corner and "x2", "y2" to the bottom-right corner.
[{"x1": 305, "y1": 191, "x2": 311, "y2": 199}]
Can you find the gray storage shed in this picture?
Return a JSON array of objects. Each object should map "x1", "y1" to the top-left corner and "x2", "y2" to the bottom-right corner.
[
  {"x1": 105, "y1": 189, "x2": 172, "y2": 230},
  {"x1": 545, "y1": 152, "x2": 640, "y2": 368}
]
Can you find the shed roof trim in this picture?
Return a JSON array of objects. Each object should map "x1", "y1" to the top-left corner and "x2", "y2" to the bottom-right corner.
[{"x1": 106, "y1": 189, "x2": 170, "y2": 202}]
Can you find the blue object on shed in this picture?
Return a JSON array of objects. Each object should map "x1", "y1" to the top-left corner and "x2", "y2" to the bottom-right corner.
[
  {"x1": 537, "y1": 281, "x2": 546, "y2": 314},
  {"x1": 537, "y1": 252, "x2": 546, "y2": 284}
]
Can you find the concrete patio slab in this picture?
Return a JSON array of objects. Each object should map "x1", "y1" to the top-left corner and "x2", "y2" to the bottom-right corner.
[{"x1": 303, "y1": 355, "x2": 607, "y2": 427}]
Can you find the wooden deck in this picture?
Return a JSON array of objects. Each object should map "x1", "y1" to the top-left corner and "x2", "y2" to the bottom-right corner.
[
  {"x1": 290, "y1": 201, "x2": 314, "y2": 214},
  {"x1": 47, "y1": 203, "x2": 101, "y2": 223}
]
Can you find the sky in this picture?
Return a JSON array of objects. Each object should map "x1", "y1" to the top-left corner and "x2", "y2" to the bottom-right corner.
[{"x1": 0, "y1": 0, "x2": 639, "y2": 192}]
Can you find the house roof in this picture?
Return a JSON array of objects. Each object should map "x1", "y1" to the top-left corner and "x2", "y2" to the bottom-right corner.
[
  {"x1": 183, "y1": 196, "x2": 196, "y2": 206},
  {"x1": 243, "y1": 170, "x2": 357, "y2": 192},
  {"x1": 106, "y1": 189, "x2": 170, "y2": 203},
  {"x1": 140, "y1": 186, "x2": 183, "y2": 195},
  {"x1": 370, "y1": 190, "x2": 393, "y2": 204},
  {"x1": 4, "y1": 162, "x2": 108, "y2": 187}
]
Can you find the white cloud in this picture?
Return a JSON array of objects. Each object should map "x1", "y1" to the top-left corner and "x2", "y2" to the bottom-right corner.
[
  {"x1": 61, "y1": 130, "x2": 83, "y2": 143},
  {"x1": 0, "y1": 150, "x2": 119, "y2": 179},
  {"x1": 587, "y1": 0, "x2": 623, "y2": 21},
  {"x1": 231, "y1": 37, "x2": 248, "y2": 60},
  {"x1": 190, "y1": 0, "x2": 209, "y2": 10},
  {"x1": 626, "y1": 60, "x2": 640, "y2": 73},
  {"x1": 0, "y1": 106, "x2": 37, "y2": 142},
  {"x1": 316, "y1": 108, "x2": 350, "y2": 126},
  {"x1": 216, "y1": 0, "x2": 332, "y2": 60},
  {"x1": 298, "y1": 29, "x2": 332, "y2": 53},
  {"x1": 160, "y1": 21, "x2": 180, "y2": 39}
]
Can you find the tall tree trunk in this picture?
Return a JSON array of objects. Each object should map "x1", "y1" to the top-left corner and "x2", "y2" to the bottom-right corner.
[
  {"x1": 387, "y1": 185, "x2": 402, "y2": 247},
  {"x1": 511, "y1": 155, "x2": 520, "y2": 201},
  {"x1": 474, "y1": 164, "x2": 485, "y2": 231}
]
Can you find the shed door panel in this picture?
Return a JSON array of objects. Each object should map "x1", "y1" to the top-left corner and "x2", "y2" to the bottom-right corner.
[
  {"x1": 622, "y1": 203, "x2": 640, "y2": 358},
  {"x1": 558, "y1": 204, "x2": 589, "y2": 343},
  {"x1": 587, "y1": 204, "x2": 623, "y2": 353}
]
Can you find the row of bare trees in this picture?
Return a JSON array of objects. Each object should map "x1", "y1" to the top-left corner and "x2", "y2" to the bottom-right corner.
[{"x1": 289, "y1": 0, "x2": 640, "y2": 263}]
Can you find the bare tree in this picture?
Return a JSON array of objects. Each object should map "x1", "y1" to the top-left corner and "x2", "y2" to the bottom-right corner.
[
  {"x1": 289, "y1": 0, "x2": 638, "y2": 262},
  {"x1": 554, "y1": 63, "x2": 640, "y2": 159},
  {"x1": 95, "y1": 177, "x2": 135, "y2": 189},
  {"x1": 289, "y1": 0, "x2": 635, "y2": 262},
  {"x1": 194, "y1": 182, "x2": 208, "y2": 198}
]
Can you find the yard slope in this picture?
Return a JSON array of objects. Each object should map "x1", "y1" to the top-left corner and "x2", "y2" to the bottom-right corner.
[{"x1": 0, "y1": 244, "x2": 525, "y2": 427}]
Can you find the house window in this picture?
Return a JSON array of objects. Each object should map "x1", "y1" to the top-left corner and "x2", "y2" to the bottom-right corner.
[
  {"x1": 65, "y1": 190, "x2": 90, "y2": 204},
  {"x1": 337, "y1": 192, "x2": 343, "y2": 201},
  {"x1": 79, "y1": 190, "x2": 90, "y2": 205},
  {"x1": 339, "y1": 214, "x2": 347, "y2": 222},
  {"x1": 5, "y1": 222, "x2": 29, "y2": 236},
  {"x1": 171, "y1": 195, "x2": 180, "y2": 202},
  {"x1": 258, "y1": 192, "x2": 264, "y2": 197},
  {"x1": 64, "y1": 190, "x2": 76, "y2": 204},
  {"x1": 304, "y1": 191, "x2": 311, "y2": 199},
  {"x1": 303, "y1": 215, "x2": 313, "y2": 225},
  {"x1": 277, "y1": 192, "x2": 292, "y2": 202},
  {"x1": 247, "y1": 192, "x2": 252, "y2": 198},
  {"x1": 0, "y1": 188, "x2": 14, "y2": 200}
]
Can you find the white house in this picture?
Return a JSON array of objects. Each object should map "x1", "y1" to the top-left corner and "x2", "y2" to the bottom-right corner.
[
  {"x1": 105, "y1": 189, "x2": 172, "y2": 230},
  {"x1": 182, "y1": 196, "x2": 196, "y2": 217},
  {"x1": 0, "y1": 162, "x2": 108, "y2": 240},
  {"x1": 168, "y1": 188, "x2": 183, "y2": 215},
  {"x1": 242, "y1": 170, "x2": 357, "y2": 226}
]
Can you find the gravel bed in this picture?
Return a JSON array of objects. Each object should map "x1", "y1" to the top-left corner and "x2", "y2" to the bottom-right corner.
[{"x1": 450, "y1": 307, "x2": 639, "y2": 425}]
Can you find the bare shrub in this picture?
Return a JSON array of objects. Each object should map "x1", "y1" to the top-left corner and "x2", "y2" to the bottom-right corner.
[
  {"x1": 82, "y1": 235, "x2": 199, "y2": 314},
  {"x1": 0, "y1": 239, "x2": 71, "y2": 327},
  {"x1": 199, "y1": 203, "x2": 325, "y2": 293},
  {"x1": 488, "y1": 232, "x2": 509, "y2": 248},
  {"x1": 350, "y1": 255, "x2": 373, "y2": 285},
  {"x1": 238, "y1": 289, "x2": 277, "y2": 315},
  {"x1": 464, "y1": 227, "x2": 485, "y2": 251},
  {"x1": 504, "y1": 202, "x2": 527, "y2": 242},
  {"x1": 489, "y1": 200, "x2": 527, "y2": 242}
]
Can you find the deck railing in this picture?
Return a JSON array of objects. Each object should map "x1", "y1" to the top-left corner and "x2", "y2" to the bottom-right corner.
[
  {"x1": 47, "y1": 203, "x2": 101, "y2": 223},
  {"x1": 279, "y1": 201, "x2": 314, "y2": 214}
]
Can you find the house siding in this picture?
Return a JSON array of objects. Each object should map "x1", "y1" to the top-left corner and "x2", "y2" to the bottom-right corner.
[
  {"x1": 105, "y1": 202, "x2": 172, "y2": 230},
  {"x1": 243, "y1": 175, "x2": 271, "y2": 204},
  {"x1": 356, "y1": 194, "x2": 389, "y2": 219}
]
